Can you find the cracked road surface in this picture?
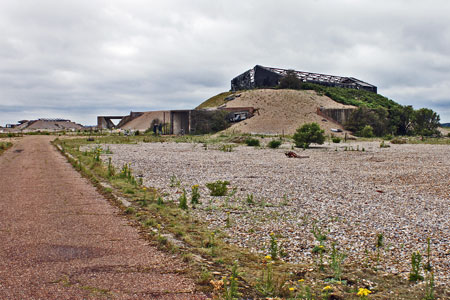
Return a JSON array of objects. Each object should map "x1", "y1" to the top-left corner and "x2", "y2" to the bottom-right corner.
[{"x1": 0, "y1": 136, "x2": 205, "y2": 299}]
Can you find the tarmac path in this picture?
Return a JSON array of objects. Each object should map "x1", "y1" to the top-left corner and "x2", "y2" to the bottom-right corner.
[{"x1": 0, "y1": 136, "x2": 205, "y2": 299}]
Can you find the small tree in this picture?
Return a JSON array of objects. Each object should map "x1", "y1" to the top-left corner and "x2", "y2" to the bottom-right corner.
[
  {"x1": 360, "y1": 125, "x2": 374, "y2": 137},
  {"x1": 293, "y1": 122, "x2": 325, "y2": 148},
  {"x1": 413, "y1": 108, "x2": 440, "y2": 137}
]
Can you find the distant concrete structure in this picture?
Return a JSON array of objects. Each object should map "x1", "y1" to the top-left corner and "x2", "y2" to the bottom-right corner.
[
  {"x1": 317, "y1": 107, "x2": 356, "y2": 125},
  {"x1": 97, "y1": 112, "x2": 145, "y2": 130},
  {"x1": 3, "y1": 118, "x2": 83, "y2": 132},
  {"x1": 231, "y1": 65, "x2": 377, "y2": 93},
  {"x1": 97, "y1": 107, "x2": 256, "y2": 135}
]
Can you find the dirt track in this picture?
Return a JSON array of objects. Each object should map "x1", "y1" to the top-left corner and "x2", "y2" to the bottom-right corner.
[{"x1": 0, "y1": 136, "x2": 204, "y2": 299}]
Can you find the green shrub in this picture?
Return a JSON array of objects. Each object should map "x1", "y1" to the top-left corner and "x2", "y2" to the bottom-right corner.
[
  {"x1": 293, "y1": 122, "x2": 325, "y2": 148},
  {"x1": 245, "y1": 138, "x2": 260, "y2": 147},
  {"x1": 331, "y1": 137, "x2": 341, "y2": 143},
  {"x1": 359, "y1": 125, "x2": 374, "y2": 137},
  {"x1": 268, "y1": 140, "x2": 282, "y2": 148},
  {"x1": 206, "y1": 180, "x2": 230, "y2": 196}
]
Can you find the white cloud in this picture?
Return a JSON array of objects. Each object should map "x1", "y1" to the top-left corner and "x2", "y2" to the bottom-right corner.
[{"x1": 0, "y1": 0, "x2": 450, "y2": 125}]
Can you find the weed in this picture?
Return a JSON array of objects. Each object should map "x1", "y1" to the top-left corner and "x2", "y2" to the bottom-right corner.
[
  {"x1": 375, "y1": 233, "x2": 384, "y2": 270},
  {"x1": 157, "y1": 224, "x2": 162, "y2": 238},
  {"x1": 198, "y1": 267, "x2": 212, "y2": 284},
  {"x1": 223, "y1": 261, "x2": 241, "y2": 300},
  {"x1": 311, "y1": 223, "x2": 327, "y2": 242},
  {"x1": 246, "y1": 193, "x2": 254, "y2": 205},
  {"x1": 124, "y1": 207, "x2": 135, "y2": 214},
  {"x1": 206, "y1": 180, "x2": 230, "y2": 196},
  {"x1": 157, "y1": 196, "x2": 164, "y2": 206},
  {"x1": 143, "y1": 218, "x2": 155, "y2": 227},
  {"x1": 170, "y1": 174, "x2": 180, "y2": 187},
  {"x1": 322, "y1": 286, "x2": 333, "y2": 299},
  {"x1": 311, "y1": 223, "x2": 327, "y2": 270},
  {"x1": 225, "y1": 212, "x2": 231, "y2": 228},
  {"x1": 191, "y1": 184, "x2": 200, "y2": 205},
  {"x1": 409, "y1": 251, "x2": 424, "y2": 282},
  {"x1": 329, "y1": 242, "x2": 346, "y2": 281},
  {"x1": 269, "y1": 233, "x2": 279, "y2": 260},
  {"x1": 293, "y1": 279, "x2": 314, "y2": 300},
  {"x1": 423, "y1": 272, "x2": 435, "y2": 300},
  {"x1": 179, "y1": 189, "x2": 188, "y2": 210},
  {"x1": 357, "y1": 287, "x2": 372, "y2": 299},
  {"x1": 107, "y1": 157, "x2": 115, "y2": 177},
  {"x1": 124, "y1": 188, "x2": 135, "y2": 194},
  {"x1": 268, "y1": 140, "x2": 282, "y2": 148},
  {"x1": 157, "y1": 235, "x2": 168, "y2": 246},
  {"x1": 256, "y1": 256, "x2": 275, "y2": 296},
  {"x1": 245, "y1": 138, "x2": 260, "y2": 147},
  {"x1": 208, "y1": 232, "x2": 217, "y2": 257},
  {"x1": 220, "y1": 144, "x2": 234, "y2": 152},
  {"x1": 424, "y1": 237, "x2": 432, "y2": 272},
  {"x1": 138, "y1": 187, "x2": 148, "y2": 206},
  {"x1": 93, "y1": 146, "x2": 102, "y2": 161}
]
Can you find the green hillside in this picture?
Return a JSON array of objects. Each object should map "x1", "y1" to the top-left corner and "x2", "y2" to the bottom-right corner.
[{"x1": 300, "y1": 82, "x2": 400, "y2": 109}]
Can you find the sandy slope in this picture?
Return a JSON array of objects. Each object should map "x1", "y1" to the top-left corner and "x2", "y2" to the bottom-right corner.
[{"x1": 223, "y1": 89, "x2": 355, "y2": 135}]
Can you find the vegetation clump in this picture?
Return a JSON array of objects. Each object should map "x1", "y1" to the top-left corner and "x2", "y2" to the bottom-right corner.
[
  {"x1": 206, "y1": 180, "x2": 230, "y2": 196},
  {"x1": 245, "y1": 138, "x2": 260, "y2": 147},
  {"x1": 293, "y1": 122, "x2": 325, "y2": 148},
  {"x1": 268, "y1": 139, "x2": 282, "y2": 148}
]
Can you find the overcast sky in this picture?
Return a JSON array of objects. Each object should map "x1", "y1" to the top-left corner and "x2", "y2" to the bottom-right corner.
[{"x1": 1, "y1": 0, "x2": 450, "y2": 125}]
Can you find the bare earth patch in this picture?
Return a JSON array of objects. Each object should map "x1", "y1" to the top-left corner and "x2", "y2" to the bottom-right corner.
[{"x1": 101, "y1": 140, "x2": 450, "y2": 287}]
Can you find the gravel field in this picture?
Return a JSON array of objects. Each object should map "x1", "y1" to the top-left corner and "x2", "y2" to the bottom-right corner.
[{"x1": 98, "y1": 140, "x2": 450, "y2": 285}]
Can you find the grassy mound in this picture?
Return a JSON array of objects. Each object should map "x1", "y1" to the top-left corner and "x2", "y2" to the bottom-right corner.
[{"x1": 196, "y1": 91, "x2": 234, "y2": 109}]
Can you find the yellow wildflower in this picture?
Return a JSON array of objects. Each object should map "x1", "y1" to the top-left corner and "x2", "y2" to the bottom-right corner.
[
  {"x1": 357, "y1": 288, "x2": 372, "y2": 296},
  {"x1": 289, "y1": 287, "x2": 295, "y2": 291},
  {"x1": 143, "y1": 187, "x2": 147, "y2": 191},
  {"x1": 298, "y1": 279, "x2": 305, "y2": 282},
  {"x1": 265, "y1": 255, "x2": 272, "y2": 261},
  {"x1": 323, "y1": 285, "x2": 332, "y2": 291},
  {"x1": 270, "y1": 232, "x2": 275, "y2": 236}
]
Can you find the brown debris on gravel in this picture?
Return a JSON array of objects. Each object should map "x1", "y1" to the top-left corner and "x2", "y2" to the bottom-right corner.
[{"x1": 0, "y1": 136, "x2": 205, "y2": 299}]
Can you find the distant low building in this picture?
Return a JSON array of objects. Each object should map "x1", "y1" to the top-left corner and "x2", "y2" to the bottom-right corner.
[
  {"x1": 231, "y1": 65, "x2": 377, "y2": 93},
  {"x1": 5, "y1": 118, "x2": 83, "y2": 132}
]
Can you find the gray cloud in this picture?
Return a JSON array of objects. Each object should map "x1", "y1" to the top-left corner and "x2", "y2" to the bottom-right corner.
[{"x1": 1, "y1": 0, "x2": 450, "y2": 125}]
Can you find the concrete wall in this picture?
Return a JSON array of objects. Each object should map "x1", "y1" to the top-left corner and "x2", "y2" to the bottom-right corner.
[
  {"x1": 171, "y1": 111, "x2": 190, "y2": 134},
  {"x1": 317, "y1": 108, "x2": 355, "y2": 125}
]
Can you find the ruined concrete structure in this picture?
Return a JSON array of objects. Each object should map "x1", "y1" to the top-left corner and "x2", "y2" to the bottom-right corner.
[
  {"x1": 317, "y1": 107, "x2": 355, "y2": 125},
  {"x1": 231, "y1": 65, "x2": 377, "y2": 93},
  {"x1": 97, "y1": 107, "x2": 256, "y2": 134}
]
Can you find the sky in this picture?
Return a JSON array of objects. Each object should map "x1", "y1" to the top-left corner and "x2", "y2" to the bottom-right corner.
[{"x1": 1, "y1": 0, "x2": 450, "y2": 126}]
